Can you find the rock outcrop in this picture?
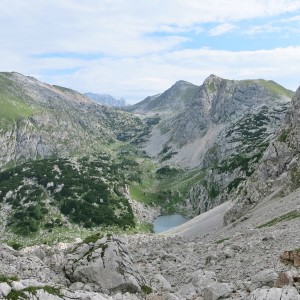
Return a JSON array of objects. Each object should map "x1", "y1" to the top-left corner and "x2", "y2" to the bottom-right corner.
[
  {"x1": 0, "y1": 235, "x2": 148, "y2": 299},
  {"x1": 65, "y1": 235, "x2": 146, "y2": 293}
]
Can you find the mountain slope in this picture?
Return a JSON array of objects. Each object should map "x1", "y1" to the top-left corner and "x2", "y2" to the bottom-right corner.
[
  {"x1": 123, "y1": 75, "x2": 294, "y2": 217},
  {"x1": 187, "y1": 102, "x2": 289, "y2": 215},
  {"x1": 225, "y1": 85, "x2": 300, "y2": 224},
  {"x1": 0, "y1": 72, "x2": 296, "y2": 240},
  {"x1": 0, "y1": 156, "x2": 135, "y2": 239},
  {"x1": 126, "y1": 75, "x2": 293, "y2": 169},
  {"x1": 0, "y1": 72, "x2": 144, "y2": 169},
  {"x1": 124, "y1": 80, "x2": 198, "y2": 113},
  {"x1": 1, "y1": 74, "x2": 300, "y2": 300}
]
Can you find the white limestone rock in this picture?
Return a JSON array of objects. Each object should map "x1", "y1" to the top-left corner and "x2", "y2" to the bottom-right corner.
[
  {"x1": 250, "y1": 269, "x2": 278, "y2": 291},
  {"x1": 203, "y1": 282, "x2": 231, "y2": 300},
  {"x1": 151, "y1": 274, "x2": 172, "y2": 292},
  {"x1": 64, "y1": 236, "x2": 146, "y2": 293},
  {"x1": 178, "y1": 283, "x2": 197, "y2": 300},
  {"x1": 0, "y1": 282, "x2": 11, "y2": 297},
  {"x1": 250, "y1": 287, "x2": 300, "y2": 300},
  {"x1": 10, "y1": 280, "x2": 25, "y2": 291},
  {"x1": 191, "y1": 269, "x2": 217, "y2": 293}
]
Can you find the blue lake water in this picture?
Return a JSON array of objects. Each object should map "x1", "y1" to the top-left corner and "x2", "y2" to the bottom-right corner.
[{"x1": 153, "y1": 214, "x2": 189, "y2": 233}]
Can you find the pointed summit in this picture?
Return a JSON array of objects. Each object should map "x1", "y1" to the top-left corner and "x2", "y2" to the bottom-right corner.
[
  {"x1": 203, "y1": 74, "x2": 222, "y2": 85},
  {"x1": 173, "y1": 80, "x2": 195, "y2": 87}
]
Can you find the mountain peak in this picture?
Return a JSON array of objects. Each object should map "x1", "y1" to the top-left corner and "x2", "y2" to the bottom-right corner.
[
  {"x1": 173, "y1": 80, "x2": 193, "y2": 86},
  {"x1": 203, "y1": 74, "x2": 222, "y2": 84}
]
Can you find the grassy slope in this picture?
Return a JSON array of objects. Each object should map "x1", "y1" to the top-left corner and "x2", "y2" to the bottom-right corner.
[
  {"x1": 240, "y1": 78, "x2": 294, "y2": 98},
  {"x1": 0, "y1": 98, "x2": 34, "y2": 120},
  {"x1": 129, "y1": 167, "x2": 206, "y2": 213},
  {"x1": 258, "y1": 79, "x2": 294, "y2": 98},
  {"x1": 0, "y1": 74, "x2": 36, "y2": 122}
]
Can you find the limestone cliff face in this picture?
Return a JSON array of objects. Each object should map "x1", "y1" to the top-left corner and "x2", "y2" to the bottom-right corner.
[
  {"x1": 187, "y1": 102, "x2": 289, "y2": 215},
  {"x1": 165, "y1": 75, "x2": 291, "y2": 147},
  {"x1": 126, "y1": 75, "x2": 293, "y2": 169},
  {"x1": 0, "y1": 72, "x2": 144, "y2": 169},
  {"x1": 224, "y1": 86, "x2": 300, "y2": 224}
]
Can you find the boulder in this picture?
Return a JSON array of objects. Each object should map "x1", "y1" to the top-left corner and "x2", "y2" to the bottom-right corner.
[
  {"x1": 203, "y1": 282, "x2": 231, "y2": 300},
  {"x1": 191, "y1": 269, "x2": 216, "y2": 292},
  {"x1": 250, "y1": 287, "x2": 300, "y2": 300},
  {"x1": 0, "y1": 282, "x2": 11, "y2": 297},
  {"x1": 64, "y1": 235, "x2": 146, "y2": 293},
  {"x1": 0, "y1": 245, "x2": 60, "y2": 284},
  {"x1": 10, "y1": 281, "x2": 25, "y2": 291},
  {"x1": 178, "y1": 283, "x2": 197, "y2": 300},
  {"x1": 29, "y1": 289, "x2": 64, "y2": 300},
  {"x1": 151, "y1": 274, "x2": 172, "y2": 292},
  {"x1": 145, "y1": 292, "x2": 181, "y2": 300},
  {"x1": 250, "y1": 269, "x2": 278, "y2": 291}
]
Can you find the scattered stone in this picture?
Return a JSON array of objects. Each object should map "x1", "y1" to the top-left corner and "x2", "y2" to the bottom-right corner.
[
  {"x1": 191, "y1": 269, "x2": 216, "y2": 292},
  {"x1": 223, "y1": 247, "x2": 235, "y2": 258},
  {"x1": 178, "y1": 283, "x2": 197, "y2": 299},
  {"x1": 250, "y1": 287, "x2": 300, "y2": 300},
  {"x1": 203, "y1": 282, "x2": 231, "y2": 300},
  {"x1": 274, "y1": 272, "x2": 292, "y2": 288},
  {"x1": 0, "y1": 282, "x2": 11, "y2": 297},
  {"x1": 250, "y1": 269, "x2": 278, "y2": 290},
  {"x1": 151, "y1": 274, "x2": 172, "y2": 292}
]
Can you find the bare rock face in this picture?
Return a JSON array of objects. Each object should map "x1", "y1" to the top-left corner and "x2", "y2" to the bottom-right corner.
[
  {"x1": 64, "y1": 235, "x2": 146, "y2": 293},
  {"x1": 0, "y1": 244, "x2": 61, "y2": 285},
  {"x1": 203, "y1": 282, "x2": 231, "y2": 300},
  {"x1": 249, "y1": 287, "x2": 300, "y2": 300},
  {"x1": 225, "y1": 86, "x2": 300, "y2": 224}
]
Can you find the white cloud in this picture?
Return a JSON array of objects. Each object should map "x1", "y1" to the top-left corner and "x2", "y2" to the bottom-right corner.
[
  {"x1": 32, "y1": 46, "x2": 300, "y2": 103},
  {"x1": 209, "y1": 23, "x2": 236, "y2": 36},
  {"x1": 0, "y1": 1, "x2": 300, "y2": 102},
  {"x1": 1, "y1": 0, "x2": 300, "y2": 57}
]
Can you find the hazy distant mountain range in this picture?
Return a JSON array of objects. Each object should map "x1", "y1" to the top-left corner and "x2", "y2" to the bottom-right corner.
[{"x1": 84, "y1": 92, "x2": 128, "y2": 107}]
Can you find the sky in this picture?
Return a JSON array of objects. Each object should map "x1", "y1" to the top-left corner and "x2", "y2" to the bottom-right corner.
[{"x1": 1, "y1": 1, "x2": 300, "y2": 103}]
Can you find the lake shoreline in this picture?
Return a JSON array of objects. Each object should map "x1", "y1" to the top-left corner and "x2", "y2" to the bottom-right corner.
[{"x1": 153, "y1": 214, "x2": 190, "y2": 233}]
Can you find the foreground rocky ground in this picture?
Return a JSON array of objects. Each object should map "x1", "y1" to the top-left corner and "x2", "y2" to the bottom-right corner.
[{"x1": 1, "y1": 187, "x2": 300, "y2": 299}]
